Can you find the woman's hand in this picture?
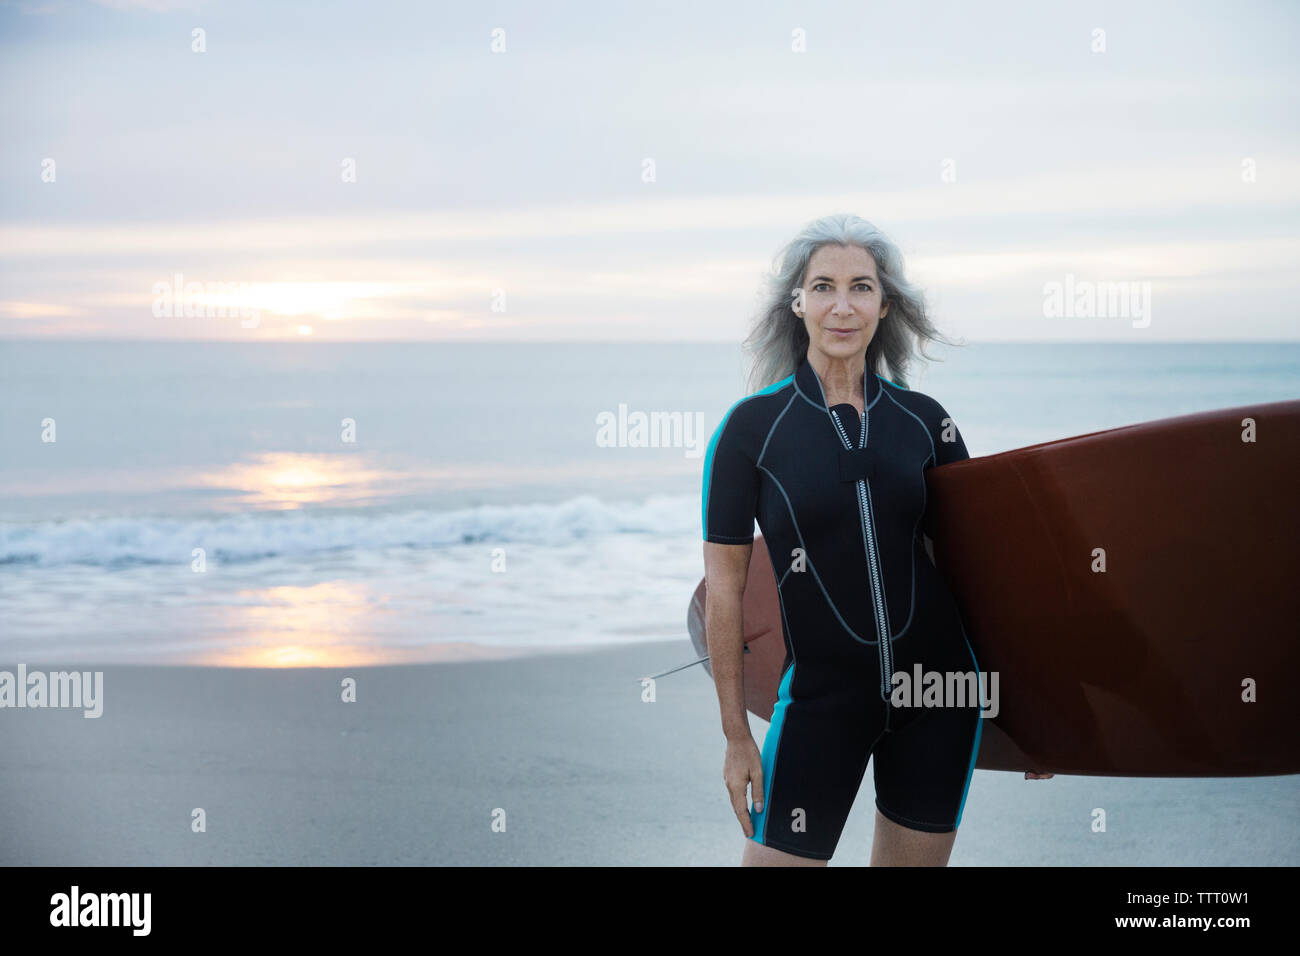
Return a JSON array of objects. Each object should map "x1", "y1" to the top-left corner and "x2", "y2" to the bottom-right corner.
[
  {"x1": 1025, "y1": 771, "x2": 1055, "y2": 779},
  {"x1": 725, "y1": 737, "x2": 765, "y2": 837}
]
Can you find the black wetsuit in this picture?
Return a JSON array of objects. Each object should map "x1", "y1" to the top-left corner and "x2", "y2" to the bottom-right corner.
[{"x1": 702, "y1": 356, "x2": 983, "y2": 860}]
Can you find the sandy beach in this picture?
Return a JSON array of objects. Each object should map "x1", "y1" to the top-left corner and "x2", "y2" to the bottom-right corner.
[{"x1": 2, "y1": 640, "x2": 1296, "y2": 867}]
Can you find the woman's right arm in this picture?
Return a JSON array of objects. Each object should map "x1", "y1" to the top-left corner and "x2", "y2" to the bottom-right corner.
[
  {"x1": 702, "y1": 399, "x2": 765, "y2": 836},
  {"x1": 703, "y1": 540, "x2": 765, "y2": 838}
]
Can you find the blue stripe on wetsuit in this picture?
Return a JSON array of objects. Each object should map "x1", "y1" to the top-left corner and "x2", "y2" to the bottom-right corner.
[
  {"x1": 954, "y1": 629, "x2": 983, "y2": 828},
  {"x1": 749, "y1": 663, "x2": 796, "y2": 845}
]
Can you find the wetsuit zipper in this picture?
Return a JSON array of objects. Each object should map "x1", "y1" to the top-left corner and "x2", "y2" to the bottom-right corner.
[{"x1": 829, "y1": 407, "x2": 893, "y2": 723}]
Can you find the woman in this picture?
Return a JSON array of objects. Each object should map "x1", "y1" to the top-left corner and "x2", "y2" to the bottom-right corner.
[{"x1": 701, "y1": 213, "x2": 1048, "y2": 867}]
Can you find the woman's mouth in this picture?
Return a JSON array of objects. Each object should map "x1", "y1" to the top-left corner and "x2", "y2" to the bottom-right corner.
[{"x1": 827, "y1": 327, "x2": 857, "y2": 337}]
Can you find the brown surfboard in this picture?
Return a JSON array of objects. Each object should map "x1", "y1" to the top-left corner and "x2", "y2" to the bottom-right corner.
[{"x1": 689, "y1": 399, "x2": 1300, "y2": 776}]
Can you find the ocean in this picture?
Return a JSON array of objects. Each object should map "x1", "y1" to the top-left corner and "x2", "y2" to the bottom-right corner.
[{"x1": 1, "y1": 340, "x2": 1297, "y2": 666}]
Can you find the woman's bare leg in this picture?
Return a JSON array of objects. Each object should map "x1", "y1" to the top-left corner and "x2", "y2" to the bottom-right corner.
[
  {"x1": 741, "y1": 839, "x2": 828, "y2": 867},
  {"x1": 868, "y1": 810, "x2": 957, "y2": 866},
  {"x1": 739, "y1": 812, "x2": 958, "y2": 866}
]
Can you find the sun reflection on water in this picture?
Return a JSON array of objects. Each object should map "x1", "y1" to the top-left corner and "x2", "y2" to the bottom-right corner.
[
  {"x1": 194, "y1": 452, "x2": 393, "y2": 509},
  {"x1": 188, "y1": 582, "x2": 528, "y2": 668}
]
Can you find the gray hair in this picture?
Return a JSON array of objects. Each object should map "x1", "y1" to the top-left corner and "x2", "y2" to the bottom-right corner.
[{"x1": 743, "y1": 212, "x2": 963, "y2": 392}]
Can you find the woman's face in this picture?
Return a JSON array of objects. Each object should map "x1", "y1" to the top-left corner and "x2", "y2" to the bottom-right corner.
[{"x1": 796, "y1": 243, "x2": 889, "y2": 362}]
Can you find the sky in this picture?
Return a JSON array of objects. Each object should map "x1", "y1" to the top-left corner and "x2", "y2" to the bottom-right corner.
[{"x1": 0, "y1": 0, "x2": 1297, "y2": 342}]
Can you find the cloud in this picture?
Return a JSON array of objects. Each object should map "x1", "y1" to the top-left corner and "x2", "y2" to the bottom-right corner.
[{"x1": 90, "y1": 0, "x2": 204, "y2": 11}]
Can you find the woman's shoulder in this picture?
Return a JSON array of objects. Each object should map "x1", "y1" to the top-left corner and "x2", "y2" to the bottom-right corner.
[
  {"x1": 724, "y1": 373, "x2": 797, "y2": 418},
  {"x1": 708, "y1": 374, "x2": 797, "y2": 442},
  {"x1": 876, "y1": 375, "x2": 949, "y2": 414},
  {"x1": 876, "y1": 378, "x2": 962, "y2": 441},
  {"x1": 876, "y1": 377, "x2": 969, "y2": 462}
]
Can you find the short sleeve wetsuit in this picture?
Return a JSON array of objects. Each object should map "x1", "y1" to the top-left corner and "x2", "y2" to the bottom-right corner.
[{"x1": 701, "y1": 355, "x2": 983, "y2": 860}]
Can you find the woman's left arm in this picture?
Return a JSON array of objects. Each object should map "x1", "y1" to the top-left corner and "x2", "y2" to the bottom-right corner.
[{"x1": 920, "y1": 400, "x2": 969, "y2": 558}]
